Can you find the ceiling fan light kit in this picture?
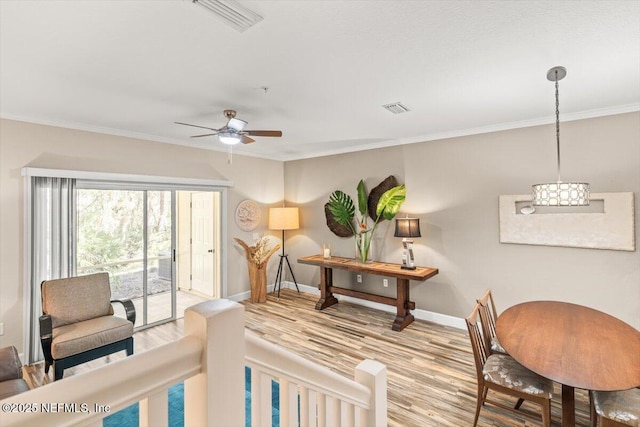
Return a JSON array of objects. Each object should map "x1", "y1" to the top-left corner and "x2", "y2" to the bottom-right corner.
[
  {"x1": 192, "y1": 0, "x2": 263, "y2": 32},
  {"x1": 531, "y1": 66, "x2": 590, "y2": 207},
  {"x1": 218, "y1": 131, "x2": 241, "y2": 145},
  {"x1": 175, "y1": 109, "x2": 282, "y2": 146}
]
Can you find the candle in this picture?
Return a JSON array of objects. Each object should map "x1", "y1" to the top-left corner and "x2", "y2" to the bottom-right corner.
[{"x1": 323, "y1": 244, "x2": 331, "y2": 258}]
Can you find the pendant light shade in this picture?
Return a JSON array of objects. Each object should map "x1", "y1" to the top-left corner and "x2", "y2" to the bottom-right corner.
[
  {"x1": 532, "y1": 181, "x2": 589, "y2": 206},
  {"x1": 532, "y1": 66, "x2": 590, "y2": 206}
]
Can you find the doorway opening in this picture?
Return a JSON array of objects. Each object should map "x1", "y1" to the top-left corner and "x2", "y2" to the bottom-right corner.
[{"x1": 176, "y1": 191, "x2": 221, "y2": 300}]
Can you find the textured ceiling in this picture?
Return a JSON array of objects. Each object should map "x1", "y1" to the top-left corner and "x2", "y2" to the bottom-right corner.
[{"x1": 1, "y1": 0, "x2": 639, "y2": 161}]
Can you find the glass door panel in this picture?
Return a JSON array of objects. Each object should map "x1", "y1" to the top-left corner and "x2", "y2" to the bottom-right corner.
[
  {"x1": 146, "y1": 191, "x2": 173, "y2": 324},
  {"x1": 76, "y1": 188, "x2": 175, "y2": 328}
]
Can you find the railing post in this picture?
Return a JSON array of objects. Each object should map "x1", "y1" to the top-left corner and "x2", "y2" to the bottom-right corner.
[
  {"x1": 183, "y1": 299, "x2": 245, "y2": 427},
  {"x1": 354, "y1": 359, "x2": 387, "y2": 427}
]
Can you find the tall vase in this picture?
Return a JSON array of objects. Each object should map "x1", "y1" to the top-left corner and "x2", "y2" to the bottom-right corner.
[
  {"x1": 235, "y1": 238, "x2": 280, "y2": 303},
  {"x1": 355, "y1": 230, "x2": 373, "y2": 263}
]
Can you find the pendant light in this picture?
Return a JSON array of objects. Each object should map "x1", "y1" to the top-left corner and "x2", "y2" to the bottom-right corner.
[{"x1": 532, "y1": 66, "x2": 589, "y2": 206}]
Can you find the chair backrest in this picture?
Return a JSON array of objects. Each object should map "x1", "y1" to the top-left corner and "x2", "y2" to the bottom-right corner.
[
  {"x1": 477, "y1": 289, "x2": 498, "y2": 353},
  {"x1": 41, "y1": 272, "x2": 114, "y2": 328},
  {"x1": 466, "y1": 303, "x2": 489, "y2": 384}
]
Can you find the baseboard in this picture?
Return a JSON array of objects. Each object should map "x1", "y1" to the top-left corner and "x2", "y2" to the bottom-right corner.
[
  {"x1": 227, "y1": 284, "x2": 277, "y2": 302},
  {"x1": 265, "y1": 281, "x2": 466, "y2": 330}
]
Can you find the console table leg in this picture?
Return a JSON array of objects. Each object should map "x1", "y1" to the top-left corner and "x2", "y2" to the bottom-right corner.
[
  {"x1": 315, "y1": 266, "x2": 338, "y2": 310},
  {"x1": 392, "y1": 278, "x2": 414, "y2": 331}
]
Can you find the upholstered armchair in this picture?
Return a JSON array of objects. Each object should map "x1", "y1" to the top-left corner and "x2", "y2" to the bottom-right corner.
[
  {"x1": 0, "y1": 346, "x2": 29, "y2": 400},
  {"x1": 40, "y1": 272, "x2": 136, "y2": 381}
]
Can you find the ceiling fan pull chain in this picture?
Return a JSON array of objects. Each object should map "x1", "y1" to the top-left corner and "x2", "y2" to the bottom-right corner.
[{"x1": 228, "y1": 145, "x2": 233, "y2": 164}]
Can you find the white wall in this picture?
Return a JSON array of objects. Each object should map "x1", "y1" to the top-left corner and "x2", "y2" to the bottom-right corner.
[
  {"x1": 284, "y1": 112, "x2": 640, "y2": 329},
  {"x1": 0, "y1": 118, "x2": 284, "y2": 353}
]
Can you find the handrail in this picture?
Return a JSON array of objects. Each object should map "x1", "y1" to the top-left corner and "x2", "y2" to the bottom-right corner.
[
  {"x1": 77, "y1": 255, "x2": 171, "y2": 272},
  {"x1": 245, "y1": 331, "x2": 371, "y2": 408},
  {"x1": 1, "y1": 300, "x2": 385, "y2": 427},
  {"x1": 1, "y1": 336, "x2": 202, "y2": 427}
]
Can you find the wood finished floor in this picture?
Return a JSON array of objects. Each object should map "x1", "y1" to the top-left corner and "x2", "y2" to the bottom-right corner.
[{"x1": 24, "y1": 290, "x2": 591, "y2": 426}]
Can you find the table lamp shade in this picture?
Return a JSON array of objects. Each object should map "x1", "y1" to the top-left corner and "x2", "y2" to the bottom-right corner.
[
  {"x1": 394, "y1": 218, "x2": 421, "y2": 238},
  {"x1": 269, "y1": 207, "x2": 299, "y2": 231}
]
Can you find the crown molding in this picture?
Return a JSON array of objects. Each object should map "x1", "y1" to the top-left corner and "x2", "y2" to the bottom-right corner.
[{"x1": 3, "y1": 103, "x2": 638, "y2": 163}]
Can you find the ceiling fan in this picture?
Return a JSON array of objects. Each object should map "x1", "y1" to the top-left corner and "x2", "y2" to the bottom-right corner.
[{"x1": 175, "y1": 109, "x2": 282, "y2": 145}]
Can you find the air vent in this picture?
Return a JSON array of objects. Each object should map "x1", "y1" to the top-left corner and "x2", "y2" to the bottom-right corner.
[
  {"x1": 193, "y1": 0, "x2": 263, "y2": 32},
  {"x1": 382, "y1": 102, "x2": 410, "y2": 114}
]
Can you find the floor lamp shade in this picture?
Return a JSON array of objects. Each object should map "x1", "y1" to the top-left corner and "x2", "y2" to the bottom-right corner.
[
  {"x1": 269, "y1": 207, "x2": 299, "y2": 231},
  {"x1": 268, "y1": 206, "x2": 300, "y2": 298}
]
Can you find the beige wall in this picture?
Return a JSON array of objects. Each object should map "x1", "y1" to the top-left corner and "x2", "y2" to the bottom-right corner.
[
  {"x1": 0, "y1": 118, "x2": 284, "y2": 353},
  {"x1": 284, "y1": 112, "x2": 640, "y2": 329},
  {"x1": 1, "y1": 112, "x2": 638, "y2": 355}
]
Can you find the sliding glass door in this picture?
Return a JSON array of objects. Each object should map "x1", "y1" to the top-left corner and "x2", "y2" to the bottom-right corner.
[
  {"x1": 24, "y1": 168, "x2": 229, "y2": 363},
  {"x1": 76, "y1": 188, "x2": 175, "y2": 328}
]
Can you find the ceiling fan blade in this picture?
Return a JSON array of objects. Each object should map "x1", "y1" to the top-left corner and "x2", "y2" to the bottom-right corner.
[
  {"x1": 175, "y1": 121, "x2": 219, "y2": 131},
  {"x1": 241, "y1": 135, "x2": 255, "y2": 144},
  {"x1": 244, "y1": 130, "x2": 282, "y2": 137},
  {"x1": 190, "y1": 133, "x2": 218, "y2": 138}
]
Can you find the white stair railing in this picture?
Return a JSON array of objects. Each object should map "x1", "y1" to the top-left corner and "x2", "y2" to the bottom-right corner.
[
  {"x1": 245, "y1": 333, "x2": 386, "y2": 427},
  {"x1": 1, "y1": 299, "x2": 386, "y2": 427}
]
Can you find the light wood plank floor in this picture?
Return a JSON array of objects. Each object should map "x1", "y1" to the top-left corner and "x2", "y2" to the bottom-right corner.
[{"x1": 24, "y1": 290, "x2": 591, "y2": 426}]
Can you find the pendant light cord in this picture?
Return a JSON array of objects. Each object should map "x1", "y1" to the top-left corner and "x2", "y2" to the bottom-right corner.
[{"x1": 555, "y1": 70, "x2": 561, "y2": 183}]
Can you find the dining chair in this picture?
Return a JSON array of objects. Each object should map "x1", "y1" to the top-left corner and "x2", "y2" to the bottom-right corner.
[
  {"x1": 466, "y1": 303, "x2": 553, "y2": 427},
  {"x1": 590, "y1": 388, "x2": 640, "y2": 427},
  {"x1": 477, "y1": 289, "x2": 507, "y2": 355}
]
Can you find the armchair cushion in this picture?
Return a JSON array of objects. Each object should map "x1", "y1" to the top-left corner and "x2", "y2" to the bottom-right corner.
[
  {"x1": 0, "y1": 346, "x2": 29, "y2": 400},
  {"x1": 0, "y1": 346, "x2": 23, "y2": 382},
  {"x1": 42, "y1": 273, "x2": 113, "y2": 328},
  {"x1": 0, "y1": 379, "x2": 30, "y2": 400},
  {"x1": 51, "y1": 315, "x2": 133, "y2": 360}
]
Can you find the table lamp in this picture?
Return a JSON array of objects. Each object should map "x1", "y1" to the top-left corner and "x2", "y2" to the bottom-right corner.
[
  {"x1": 269, "y1": 207, "x2": 300, "y2": 298},
  {"x1": 394, "y1": 217, "x2": 421, "y2": 270}
]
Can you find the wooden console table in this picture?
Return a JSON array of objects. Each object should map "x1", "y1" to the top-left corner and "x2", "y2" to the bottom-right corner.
[{"x1": 297, "y1": 255, "x2": 439, "y2": 331}]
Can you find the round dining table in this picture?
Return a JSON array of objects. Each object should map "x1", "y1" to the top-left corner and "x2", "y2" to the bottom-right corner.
[{"x1": 496, "y1": 301, "x2": 640, "y2": 427}]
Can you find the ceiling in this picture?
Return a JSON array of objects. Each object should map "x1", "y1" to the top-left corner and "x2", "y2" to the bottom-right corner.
[{"x1": 1, "y1": 1, "x2": 639, "y2": 162}]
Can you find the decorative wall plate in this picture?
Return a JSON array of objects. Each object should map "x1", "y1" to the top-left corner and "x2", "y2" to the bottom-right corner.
[{"x1": 235, "y1": 200, "x2": 261, "y2": 231}]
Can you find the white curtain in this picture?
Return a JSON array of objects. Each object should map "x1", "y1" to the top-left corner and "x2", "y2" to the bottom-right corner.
[{"x1": 28, "y1": 177, "x2": 76, "y2": 363}]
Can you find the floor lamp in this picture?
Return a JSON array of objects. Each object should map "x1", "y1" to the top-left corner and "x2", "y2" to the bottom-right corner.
[{"x1": 269, "y1": 207, "x2": 300, "y2": 298}]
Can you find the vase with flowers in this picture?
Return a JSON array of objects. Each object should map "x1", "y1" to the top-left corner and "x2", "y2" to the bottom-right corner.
[{"x1": 326, "y1": 177, "x2": 406, "y2": 263}]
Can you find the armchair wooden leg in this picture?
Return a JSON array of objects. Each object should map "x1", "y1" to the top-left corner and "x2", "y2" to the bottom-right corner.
[
  {"x1": 126, "y1": 337, "x2": 134, "y2": 356},
  {"x1": 54, "y1": 363, "x2": 64, "y2": 381}
]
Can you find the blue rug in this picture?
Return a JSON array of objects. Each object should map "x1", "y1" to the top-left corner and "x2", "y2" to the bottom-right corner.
[{"x1": 103, "y1": 367, "x2": 280, "y2": 427}]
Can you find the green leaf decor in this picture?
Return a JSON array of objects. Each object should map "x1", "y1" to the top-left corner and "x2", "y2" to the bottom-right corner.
[
  {"x1": 325, "y1": 177, "x2": 407, "y2": 262},
  {"x1": 377, "y1": 184, "x2": 406, "y2": 220}
]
